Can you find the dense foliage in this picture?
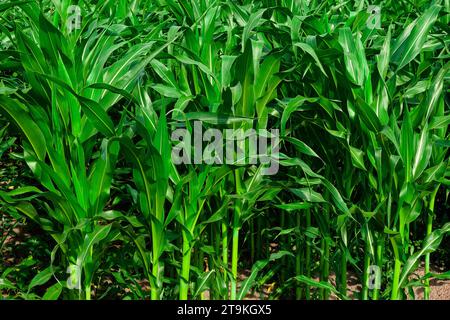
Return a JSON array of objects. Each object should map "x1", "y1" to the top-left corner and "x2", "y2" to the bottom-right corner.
[{"x1": 0, "y1": 0, "x2": 449, "y2": 300}]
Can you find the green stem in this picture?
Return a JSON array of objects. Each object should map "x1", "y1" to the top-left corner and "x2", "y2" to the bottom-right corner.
[
  {"x1": 221, "y1": 218, "x2": 229, "y2": 299},
  {"x1": 296, "y1": 211, "x2": 302, "y2": 299},
  {"x1": 231, "y1": 169, "x2": 243, "y2": 300},
  {"x1": 321, "y1": 238, "x2": 330, "y2": 300},
  {"x1": 256, "y1": 218, "x2": 262, "y2": 260},
  {"x1": 85, "y1": 246, "x2": 93, "y2": 300},
  {"x1": 281, "y1": 211, "x2": 286, "y2": 284},
  {"x1": 373, "y1": 237, "x2": 383, "y2": 300},
  {"x1": 305, "y1": 208, "x2": 312, "y2": 300},
  {"x1": 250, "y1": 222, "x2": 255, "y2": 264},
  {"x1": 424, "y1": 187, "x2": 438, "y2": 300},
  {"x1": 151, "y1": 225, "x2": 162, "y2": 300},
  {"x1": 361, "y1": 240, "x2": 371, "y2": 300},
  {"x1": 320, "y1": 203, "x2": 330, "y2": 300},
  {"x1": 85, "y1": 283, "x2": 91, "y2": 300},
  {"x1": 151, "y1": 263, "x2": 160, "y2": 300},
  {"x1": 230, "y1": 211, "x2": 239, "y2": 300},
  {"x1": 390, "y1": 237, "x2": 401, "y2": 300},
  {"x1": 180, "y1": 232, "x2": 191, "y2": 300},
  {"x1": 340, "y1": 246, "x2": 347, "y2": 296},
  {"x1": 222, "y1": 221, "x2": 228, "y2": 265}
]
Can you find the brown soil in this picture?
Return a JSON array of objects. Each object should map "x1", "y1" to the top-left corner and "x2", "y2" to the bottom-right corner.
[
  {"x1": 409, "y1": 266, "x2": 450, "y2": 300},
  {"x1": 324, "y1": 266, "x2": 450, "y2": 300}
]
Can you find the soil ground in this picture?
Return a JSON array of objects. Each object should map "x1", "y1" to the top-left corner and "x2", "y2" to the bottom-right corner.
[{"x1": 324, "y1": 267, "x2": 450, "y2": 300}]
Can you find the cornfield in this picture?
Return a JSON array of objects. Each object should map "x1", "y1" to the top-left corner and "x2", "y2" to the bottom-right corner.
[{"x1": 0, "y1": 0, "x2": 449, "y2": 301}]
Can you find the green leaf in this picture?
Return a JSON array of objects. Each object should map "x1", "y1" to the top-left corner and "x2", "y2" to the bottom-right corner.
[
  {"x1": 391, "y1": 4, "x2": 441, "y2": 71},
  {"x1": 0, "y1": 96, "x2": 46, "y2": 160},
  {"x1": 0, "y1": 1, "x2": 32, "y2": 12},
  {"x1": 0, "y1": 278, "x2": 16, "y2": 290},
  {"x1": 412, "y1": 124, "x2": 431, "y2": 179},
  {"x1": 290, "y1": 188, "x2": 325, "y2": 203},
  {"x1": 398, "y1": 223, "x2": 450, "y2": 288},
  {"x1": 221, "y1": 55, "x2": 238, "y2": 88},
  {"x1": 400, "y1": 109, "x2": 414, "y2": 182},
  {"x1": 293, "y1": 275, "x2": 346, "y2": 299},
  {"x1": 338, "y1": 28, "x2": 368, "y2": 86},
  {"x1": 410, "y1": 63, "x2": 449, "y2": 128},
  {"x1": 78, "y1": 224, "x2": 112, "y2": 266},
  {"x1": 192, "y1": 270, "x2": 215, "y2": 299},
  {"x1": 349, "y1": 146, "x2": 366, "y2": 170},
  {"x1": 254, "y1": 54, "x2": 281, "y2": 100},
  {"x1": 242, "y1": 9, "x2": 266, "y2": 51},
  {"x1": 294, "y1": 42, "x2": 327, "y2": 76},
  {"x1": 429, "y1": 115, "x2": 450, "y2": 130},
  {"x1": 42, "y1": 282, "x2": 63, "y2": 300},
  {"x1": 28, "y1": 267, "x2": 53, "y2": 291},
  {"x1": 35, "y1": 73, "x2": 116, "y2": 138},
  {"x1": 377, "y1": 26, "x2": 391, "y2": 79},
  {"x1": 78, "y1": 96, "x2": 116, "y2": 138},
  {"x1": 280, "y1": 96, "x2": 319, "y2": 136},
  {"x1": 237, "y1": 251, "x2": 292, "y2": 300},
  {"x1": 174, "y1": 112, "x2": 253, "y2": 125},
  {"x1": 275, "y1": 202, "x2": 313, "y2": 211},
  {"x1": 285, "y1": 137, "x2": 321, "y2": 159},
  {"x1": 354, "y1": 97, "x2": 382, "y2": 132}
]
